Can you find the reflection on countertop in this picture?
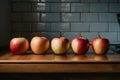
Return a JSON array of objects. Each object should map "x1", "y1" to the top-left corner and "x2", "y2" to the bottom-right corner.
[{"x1": 0, "y1": 49, "x2": 119, "y2": 63}]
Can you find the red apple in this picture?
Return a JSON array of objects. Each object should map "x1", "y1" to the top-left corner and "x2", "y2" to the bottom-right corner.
[
  {"x1": 71, "y1": 37, "x2": 90, "y2": 54},
  {"x1": 51, "y1": 37, "x2": 70, "y2": 54},
  {"x1": 92, "y1": 37, "x2": 109, "y2": 55},
  {"x1": 30, "y1": 36, "x2": 50, "y2": 54},
  {"x1": 10, "y1": 37, "x2": 29, "y2": 55}
]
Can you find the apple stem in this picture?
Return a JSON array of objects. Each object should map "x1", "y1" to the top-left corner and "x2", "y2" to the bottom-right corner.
[{"x1": 98, "y1": 34, "x2": 101, "y2": 38}]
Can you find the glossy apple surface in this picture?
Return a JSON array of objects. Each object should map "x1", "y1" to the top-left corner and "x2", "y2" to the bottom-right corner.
[
  {"x1": 71, "y1": 37, "x2": 90, "y2": 54},
  {"x1": 51, "y1": 37, "x2": 70, "y2": 54},
  {"x1": 10, "y1": 37, "x2": 29, "y2": 55},
  {"x1": 30, "y1": 36, "x2": 50, "y2": 54},
  {"x1": 92, "y1": 37, "x2": 109, "y2": 55}
]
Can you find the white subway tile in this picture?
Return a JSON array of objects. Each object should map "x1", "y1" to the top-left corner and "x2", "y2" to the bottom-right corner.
[
  {"x1": 41, "y1": 13, "x2": 60, "y2": 22},
  {"x1": 109, "y1": 23, "x2": 120, "y2": 32},
  {"x1": 51, "y1": 23, "x2": 70, "y2": 31},
  {"x1": 90, "y1": 3, "x2": 108, "y2": 12},
  {"x1": 31, "y1": 23, "x2": 51, "y2": 32},
  {"x1": 71, "y1": 23, "x2": 90, "y2": 31},
  {"x1": 90, "y1": 23, "x2": 108, "y2": 32},
  {"x1": 81, "y1": 13, "x2": 98, "y2": 22},
  {"x1": 71, "y1": 3, "x2": 90, "y2": 12},
  {"x1": 109, "y1": 3, "x2": 120, "y2": 12},
  {"x1": 32, "y1": 3, "x2": 50, "y2": 12},
  {"x1": 51, "y1": 3, "x2": 70, "y2": 12},
  {"x1": 62, "y1": 13, "x2": 80, "y2": 22},
  {"x1": 99, "y1": 13, "x2": 118, "y2": 22}
]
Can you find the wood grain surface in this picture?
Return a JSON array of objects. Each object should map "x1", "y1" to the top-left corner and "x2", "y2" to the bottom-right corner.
[{"x1": 0, "y1": 50, "x2": 119, "y2": 73}]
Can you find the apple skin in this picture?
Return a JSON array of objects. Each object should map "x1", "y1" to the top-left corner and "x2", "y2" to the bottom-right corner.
[
  {"x1": 51, "y1": 37, "x2": 70, "y2": 54},
  {"x1": 30, "y1": 36, "x2": 50, "y2": 54},
  {"x1": 10, "y1": 37, "x2": 29, "y2": 55},
  {"x1": 92, "y1": 38, "x2": 109, "y2": 55},
  {"x1": 71, "y1": 37, "x2": 90, "y2": 55}
]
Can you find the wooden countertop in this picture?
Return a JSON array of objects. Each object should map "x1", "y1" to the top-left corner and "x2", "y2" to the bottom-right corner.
[{"x1": 0, "y1": 49, "x2": 120, "y2": 73}]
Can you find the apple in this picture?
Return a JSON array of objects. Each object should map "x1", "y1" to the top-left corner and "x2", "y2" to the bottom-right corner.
[
  {"x1": 92, "y1": 36, "x2": 109, "y2": 55},
  {"x1": 30, "y1": 36, "x2": 50, "y2": 54},
  {"x1": 10, "y1": 37, "x2": 29, "y2": 55},
  {"x1": 51, "y1": 37, "x2": 70, "y2": 54},
  {"x1": 71, "y1": 36, "x2": 90, "y2": 54}
]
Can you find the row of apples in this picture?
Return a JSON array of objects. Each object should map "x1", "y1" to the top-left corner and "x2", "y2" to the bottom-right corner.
[{"x1": 10, "y1": 35, "x2": 109, "y2": 55}]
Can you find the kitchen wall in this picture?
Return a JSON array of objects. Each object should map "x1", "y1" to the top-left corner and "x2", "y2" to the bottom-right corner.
[
  {"x1": 11, "y1": 0, "x2": 120, "y2": 44},
  {"x1": 0, "y1": 0, "x2": 11, "y2": 48}
]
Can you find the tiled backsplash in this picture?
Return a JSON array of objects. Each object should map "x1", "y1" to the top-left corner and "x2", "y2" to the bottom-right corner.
[{"x1": 11, "y1": 0, "x2": 120, "y2": 44}]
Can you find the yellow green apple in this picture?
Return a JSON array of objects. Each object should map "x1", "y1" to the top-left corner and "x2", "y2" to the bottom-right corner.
[{"x1": 51, "y1": 37, "x2": 70, "y2": 54}]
